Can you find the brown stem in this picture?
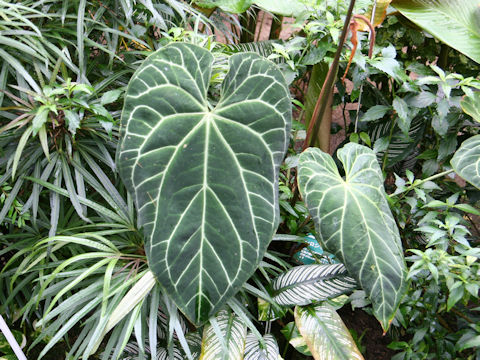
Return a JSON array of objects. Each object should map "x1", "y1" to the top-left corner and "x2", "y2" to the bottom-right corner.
[
  {"x1": 303, "y1": 0, "x2": 357, "y2": 150},
  {"x1": 450, "y1": 307, "x2": 474, "y2": 324}
]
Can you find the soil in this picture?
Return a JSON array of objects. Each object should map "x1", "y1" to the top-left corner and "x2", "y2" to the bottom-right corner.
[{"x1": 338, "y1": 306, "x2": 397, "y2": 360}]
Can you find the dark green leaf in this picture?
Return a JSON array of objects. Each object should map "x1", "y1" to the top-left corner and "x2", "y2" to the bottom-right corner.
[
  {"x1": 298, "y1": 144, "x2": 407, "y2": 331},
  {"x1": 360, "y1": 105, "x2": 391, "y2": 122},
  {"x1": 117, "y1": 43, "x2": 291, "y2": 324}
]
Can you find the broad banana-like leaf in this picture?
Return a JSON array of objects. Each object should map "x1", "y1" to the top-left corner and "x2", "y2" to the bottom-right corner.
[
  {"x1": 200, "y1": 310, "x2": 247, "y2": 360},
  {"x1": 195, "y1": 0, "x2": 316, "y2": 16},
  {"x1": 392, "y1": 0, "x2": 480, "y2": 64},
  {"x1": 298, "y1": 144, "x2": 407, "y2": 331},
  {"x1": 244, "y1": 333, "x2": 282, "y2": 360},
  {"x1": 294, "y1": 304, "x2": 364, "y2": 360},
  {"x1": 272, "y1": 264, "x2": 357, "y2": 306},
  {"x1": 117, "y1": 43, "x2": 291, "y2": 325},
  {"x1": 461, "y1": 92, "x2": 480, "y2": 123},
  {"x1": 451, "y1": 135, "x2": 480, "y2": 189},
  {"x1": 254, "y1": 0, "x2": 314, "y2": 16},
  {"x1": 194, "y1": 0, "x2": 252, "y2": 13}
]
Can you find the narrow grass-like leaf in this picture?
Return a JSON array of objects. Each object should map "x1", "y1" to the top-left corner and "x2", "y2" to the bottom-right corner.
[
  {"x1": 38, "y1": 125, "x2": 49, "y2": 160},
  {"x1": 0, "y1": 176, "x2": 24, "y2": 225},
  {"x1": 24, "y1": 176, "x2": 128, "y2": 224},
  {"x1": 103, "y1": 270, "x2": 156, "y2": 336},
  {"x1": 12, "y1": 126, "x2": 33, "y2": 180},
  {"x1": 44, "y1": 258, "x2": 112, "y2": 319},
  {"x1": 0, "y1": 48, "x2": 41, "y2": 93},
  {"x1": 149, "y1": 285, "x2": 160, "y2": 360},
  {"x1": 61, "y1": 155, "x2": 91, "y2": 223},
  {"x1": 38, "y1": 297, "x2": 101, "y2": 359}
]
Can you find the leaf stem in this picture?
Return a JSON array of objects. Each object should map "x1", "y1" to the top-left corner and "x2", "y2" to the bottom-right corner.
[{"x1": 393, "y1": 169, "x2": 455, "y2": 197}]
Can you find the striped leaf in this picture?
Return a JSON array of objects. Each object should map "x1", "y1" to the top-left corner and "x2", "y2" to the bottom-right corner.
[
  {"x1": 244, "y1": 333, "x2": 282, "y2": 360},
  {"x1": 200, "y1": 310, "x2": 247, "y2": 360},
  {"x1": 157, "y1": 347, "x2": 183, "y2": 360},
  {"x1": 117, "y1": 43, "x2": 291, "y2": 325},
  {"x1": 272, "y1": 264, "x2": 357, "y2": 306},
  {"x1": 451, "y1": 135, "x2": 480, "y2": 189},
  {"x1": 294, "y1": 304, "x2": 364, "y2": 360},
  {"x1": 298, "y1": 144, "x2": 407, "y2": 331}
]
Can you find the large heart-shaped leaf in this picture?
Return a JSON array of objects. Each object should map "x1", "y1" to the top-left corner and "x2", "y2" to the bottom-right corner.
[
  {"x1": 392, "y1": 0, "x2": 480, "y2": 64},
  {"x1": 272, "y1": 264, "x2": 357, "y2": 306},
  {"x1": 294, "y1": 304, "x2": 364, "y2": 360},
  {"x1": 451, "y1": 135, "x2": 480, "y2": 189},
  {"x1": 298, "y1": 144, "x2": 407, "y2": 331},
  {"x1": 117, "y1": 43, "x2": 291, "y2": 325}
]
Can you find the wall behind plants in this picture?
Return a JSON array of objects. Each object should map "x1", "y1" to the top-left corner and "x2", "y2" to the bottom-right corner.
[{"x1": 0, "y1": 1, "x2": 479, "y2": 359}]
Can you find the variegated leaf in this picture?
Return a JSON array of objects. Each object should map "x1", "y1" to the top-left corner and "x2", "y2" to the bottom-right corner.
[
  {"x1": 244, "y1": 333, "x2": 282, "y2": 360},
  {"x1": 295, "y1": 304, "x2": 364, "y2": 360},
  {"x1": 117, "y1": 43, "x2": 291, "y2": 325},
  {"x1": 272, "y1": 264, "x2": 357, "y2": 306},
  {"x1": 157, "y1": 347, "x2": 184, "y2": 360},
  {"x1": 451, "y1": 134, "x2": 480, "y2": 189},
  {"x1": 298, "y1": 144, "x2": 407, "y2": 331},
  {"x1": 200, "y1": 310, "x2": 247, "y2": 360}
]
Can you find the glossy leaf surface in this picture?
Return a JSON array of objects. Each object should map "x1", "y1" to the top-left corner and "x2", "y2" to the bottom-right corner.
[
  {"x1": 392, "y1": 0, "x2": 480, "y2": 64},
  {"x1": 295, "y1": 304, "x2": 364, "y2": 360},
  {"x1": 272, "y1": 264, "x2": 357, "y2": 306},
  {"x1": 117, "y1": 43, "x2": 291, "y2": 325},
  {"x1": 298, "y1": 144, "x2": 407, "y2": 331},
  {"x1": 451, "y1": 135, "x2": 480, "y2": 189}
]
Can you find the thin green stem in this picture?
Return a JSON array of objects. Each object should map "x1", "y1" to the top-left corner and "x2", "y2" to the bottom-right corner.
[{"x1": 393, "y1": 169, "x2": 455, "y2": 197}]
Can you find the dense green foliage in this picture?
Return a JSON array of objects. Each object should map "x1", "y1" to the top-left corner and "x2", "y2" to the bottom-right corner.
[{"x1": 0, "y1": 1, "x2": 479, "y2": 359}]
